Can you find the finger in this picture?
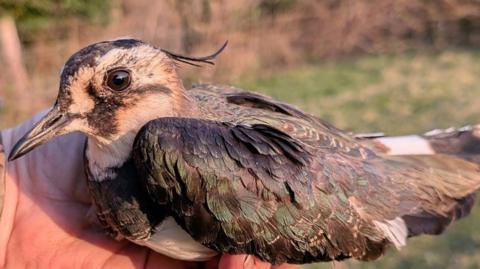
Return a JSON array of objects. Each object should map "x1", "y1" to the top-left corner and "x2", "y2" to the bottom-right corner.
[
  {"x1": 145, "y1": 250, "x2": 199, "y2": 269},
  {"x1": 202, "y1": 255, "x2": 221, "y2": 269},
  {"x1": 219, "y1": 254, "x2": 271, "y2": 269}
]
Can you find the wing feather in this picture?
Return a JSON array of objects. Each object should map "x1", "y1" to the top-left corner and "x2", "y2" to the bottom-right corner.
[
  {"x1": 132, "y1": 115, "x2": 480, "y2": 264},
  {"x1": 133, "y1": 117, "x2": 376, "y2": 263}
]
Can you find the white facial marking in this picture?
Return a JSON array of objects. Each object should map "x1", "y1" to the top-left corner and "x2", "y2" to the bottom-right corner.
[
  {"x1": 133, "y1": 217, "x2": 218, "y2": 261},
  {"x1": 63, "y1": 118, "x2": 89, "y2": 134},
  {"x1": 115, "y1": 92, "x2": 175, "y2": 138},
  {"x1": 82, "y1": 43, "x2": 184, "y2": 181},
  {"x1": 68, "y1": 67, "x2": 96, "y2": 115}
]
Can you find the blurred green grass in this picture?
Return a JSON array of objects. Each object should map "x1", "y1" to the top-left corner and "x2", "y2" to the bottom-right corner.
[
  {"x1": 236, "y1": 49, "x2": 480, "y2": 135},
  {"x1": 233, "y1": 49, "x2": 480, "y2": 269}
]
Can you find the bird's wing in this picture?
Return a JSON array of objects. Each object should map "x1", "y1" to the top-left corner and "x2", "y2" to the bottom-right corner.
[
  {"x1": 132, "y1": 117, "x2": 480, "y2": 263},
  {"x1": 132, "y1": 117, "x2": 384, "y2": 263},
  {"x1": 195, "y1": 86, "x2": 480, "y2": 228},
  {"x1": 190, "y1": 84, "x2": 361, "y2": 152}
]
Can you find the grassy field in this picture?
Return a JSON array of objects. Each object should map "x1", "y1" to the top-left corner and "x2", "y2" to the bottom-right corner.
[{"x1": 233, "y1": 49, "x2": 480, "y2": 269}]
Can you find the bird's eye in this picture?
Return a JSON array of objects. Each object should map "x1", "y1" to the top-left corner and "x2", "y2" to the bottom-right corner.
[{"x1": 106, "y1": 69, "x2": 131, "y2": 91}]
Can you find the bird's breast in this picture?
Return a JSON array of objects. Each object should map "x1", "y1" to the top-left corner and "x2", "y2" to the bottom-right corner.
[{"x1": 84, "y1": 145, "x2": 217, "y2": 261}]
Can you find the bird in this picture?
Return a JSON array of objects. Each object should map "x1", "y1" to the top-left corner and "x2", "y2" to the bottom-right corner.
[{"x1": 7, "y1": 38, "x2": 480, "y2": 264}]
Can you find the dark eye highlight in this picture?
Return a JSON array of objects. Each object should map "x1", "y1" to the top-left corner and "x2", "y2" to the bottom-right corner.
[{"x1": 106, "y1": 69, "x2": 131, "y2": 91}]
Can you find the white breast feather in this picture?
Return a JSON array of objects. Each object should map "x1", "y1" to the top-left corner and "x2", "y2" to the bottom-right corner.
[{"x1": 133, "y1": 217, "x2": 218, "y2": 261}]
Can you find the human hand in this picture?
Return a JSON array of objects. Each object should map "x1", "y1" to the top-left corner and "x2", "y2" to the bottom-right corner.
[{"x1": 0, "y1": 111, "x2": 297, "y2": 269}]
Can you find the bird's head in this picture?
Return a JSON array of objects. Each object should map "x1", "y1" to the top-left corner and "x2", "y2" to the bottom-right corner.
[{"x1": 9, "y1": 39, "x2": 226, "y2": 161}]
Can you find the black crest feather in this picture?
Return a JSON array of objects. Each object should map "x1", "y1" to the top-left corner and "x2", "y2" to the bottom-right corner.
[{"x1": 161, "y1": 41, "x2": 228, "y2": 67}]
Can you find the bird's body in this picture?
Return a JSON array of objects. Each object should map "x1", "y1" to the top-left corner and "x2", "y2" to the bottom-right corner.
[
  {"x1": 85, "y1": 83, "x2": 480, "y2": 264},
  {"x1": 9, "y1": 39, "x2": 480, "y2": 264}
]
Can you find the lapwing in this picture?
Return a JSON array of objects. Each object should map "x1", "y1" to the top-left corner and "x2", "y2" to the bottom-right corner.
[{"x1": 8, "y1": 39, "x2": 480, "y2": 264}]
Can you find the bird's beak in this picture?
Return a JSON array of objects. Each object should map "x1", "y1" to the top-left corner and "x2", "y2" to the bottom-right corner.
[{"x1": 8, "y1": 107, "x2": 73, "y2": 161}]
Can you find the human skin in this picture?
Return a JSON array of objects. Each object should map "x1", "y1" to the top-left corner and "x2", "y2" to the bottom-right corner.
[{"x1": 0, "y1": 111, "x2": 298, "y2": 269}]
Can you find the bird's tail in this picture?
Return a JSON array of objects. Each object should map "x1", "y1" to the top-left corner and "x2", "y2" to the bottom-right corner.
[
  {"x1": 357, "y1": 125, "x2": 480, "y2": 163},
  {"x1": 357, "y1": 125, "x2": 480, "y2": 237}
]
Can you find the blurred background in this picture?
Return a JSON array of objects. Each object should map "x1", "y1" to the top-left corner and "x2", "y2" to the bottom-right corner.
[{"x1": 1, "y1": 0, "x2": 480, "y2": 268}]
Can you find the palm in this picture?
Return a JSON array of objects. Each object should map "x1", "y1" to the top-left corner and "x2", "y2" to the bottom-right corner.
[{"x1": 0, "y1": 112, "x2": 296, "y2": 269}]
